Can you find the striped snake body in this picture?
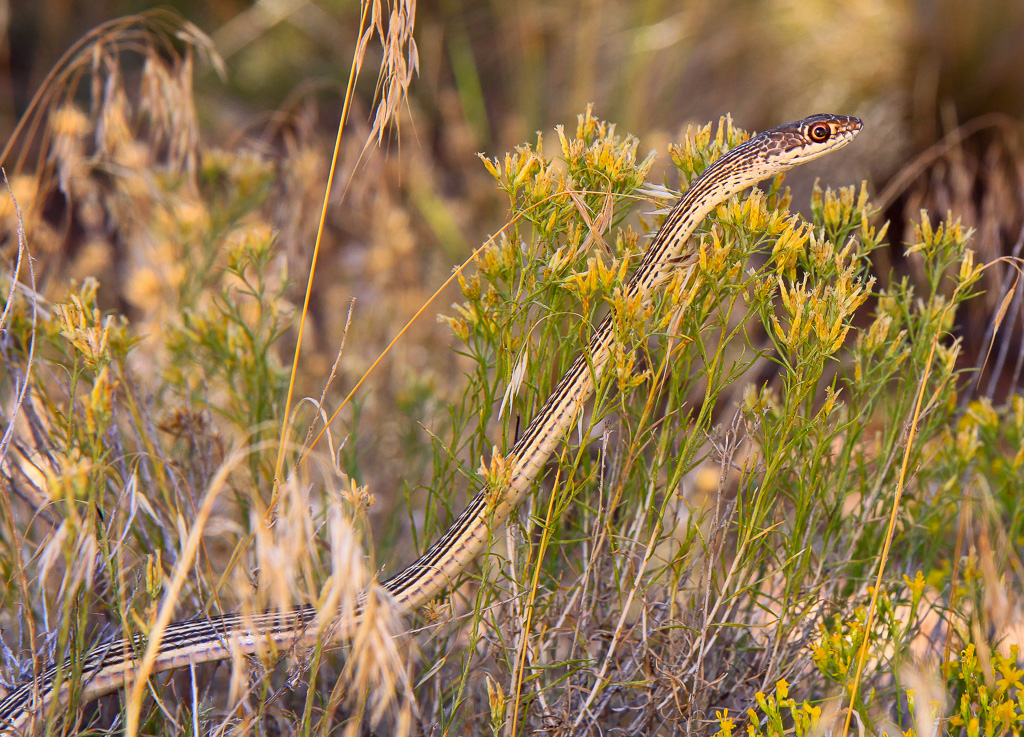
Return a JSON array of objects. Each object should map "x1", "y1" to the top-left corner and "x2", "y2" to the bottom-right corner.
[{"x1": 0, "y1": 113, "x2": 861, "y2": 734}]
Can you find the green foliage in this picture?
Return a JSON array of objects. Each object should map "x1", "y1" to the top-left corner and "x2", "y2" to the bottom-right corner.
[
  {"x1": 937, "y1": 643, "x2": 1024, "y2": 737},
  {"x1": 712, "y1": 679, "x2": 823, "y2": 737},
  {"x1": 423, "y1": 109, "x2": 1000, "y2": 735},
  {"x1": 163, "y1": 222, "x2": 292, "y2": 467},
  {"x1": 0, "y1": 132, "x2": 342, "y2": 734}
]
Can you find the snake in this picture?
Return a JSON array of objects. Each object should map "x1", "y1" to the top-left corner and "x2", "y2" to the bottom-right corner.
[{"x1": 0, "y1": 113, "x2": 861, "y2": 734}]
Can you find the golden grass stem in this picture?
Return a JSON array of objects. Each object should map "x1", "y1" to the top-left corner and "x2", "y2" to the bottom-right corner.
[
  {"x1": 271, "y1": 0, "x2": 371, "y2": 504},
  {"x1": 509, "y1": 455, "x2": 566, "y2": 736},
  {"x1": 124, "y1": 447, "x2": 247, "y2": 737},
  {"x1": 839, "y1": 310, "x2": 950, "y2": 737}
]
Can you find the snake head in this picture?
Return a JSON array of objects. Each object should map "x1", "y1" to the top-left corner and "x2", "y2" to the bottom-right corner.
[{"x1": 760, "y1": 114, "x2": 863, "y2": 167}]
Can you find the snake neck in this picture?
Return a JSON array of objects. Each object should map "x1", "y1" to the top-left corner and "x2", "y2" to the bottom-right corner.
[{"x1": 382, "y1": 151, "x2": 763, "y2": 612}]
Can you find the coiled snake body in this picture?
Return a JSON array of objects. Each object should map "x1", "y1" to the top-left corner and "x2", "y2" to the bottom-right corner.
[{"x1": 0, "y1": 113, "x2": 861, "y2": 735}]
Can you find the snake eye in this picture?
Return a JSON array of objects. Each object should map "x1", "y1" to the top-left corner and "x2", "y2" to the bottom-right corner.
[{"x1": 808, "y1": 123, "x2": 831, "y2": 143}]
